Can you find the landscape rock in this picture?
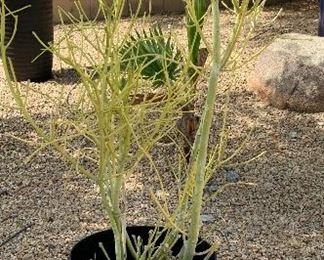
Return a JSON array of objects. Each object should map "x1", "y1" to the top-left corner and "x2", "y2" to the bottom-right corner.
[
  {"x1": 248, "y1": 33, "x2": 324, "y2": 113},
  {"x1": 225, "y1": 170, "x2": 240, "y2": 183},
  {"x1": 206, "y1": 183, "x2": 219, "y2": 193},
  {"x1": 0, "y1": 188, "x2": 9, "y2": 196},
  {"x1": 201, "y1": 214, "x2": 215, "y2": 223},
  {"x1": 289, "y1": 131, "x2": 298, "y2": 139}
]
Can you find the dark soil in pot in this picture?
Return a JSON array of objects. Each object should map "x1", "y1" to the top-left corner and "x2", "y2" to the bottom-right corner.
[{"x1": 70, "y1": 226, "x2": 217, "y2": 260}]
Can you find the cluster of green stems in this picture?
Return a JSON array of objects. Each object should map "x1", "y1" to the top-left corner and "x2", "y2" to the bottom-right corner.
[{"x1": 0, "y1": 0, "x2": 264, "y2": 259}]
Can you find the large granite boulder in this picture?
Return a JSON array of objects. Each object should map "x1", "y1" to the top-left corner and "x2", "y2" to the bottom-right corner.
[{"x1": 248, "y1": 33, "x2": 324, "y2": 113}]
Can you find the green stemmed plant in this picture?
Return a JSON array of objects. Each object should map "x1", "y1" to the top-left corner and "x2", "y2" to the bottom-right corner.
[
  {"x1": 120, "y1": 0, "x2": 209, "y2": 87},
  {"x1": 185, "y1": 0, "x2": 209, "y2": 81},
  {"x1": 119, "y1": 24, "x2": 183, "y2": 87},
  {"x1": 1, "y1": 0, "x2": 266, "y2": 259}
]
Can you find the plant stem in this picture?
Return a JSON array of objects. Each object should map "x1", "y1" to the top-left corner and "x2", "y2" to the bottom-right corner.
[
  {"x1": 182, "y1": 0, "x2": 221, "y2": 259},
  {"x1": 186, "y1": 0, "x2": 208, "y2": 80},
  {"x1": 112, "y1": 112, "x2": 131, "y2": 259}
]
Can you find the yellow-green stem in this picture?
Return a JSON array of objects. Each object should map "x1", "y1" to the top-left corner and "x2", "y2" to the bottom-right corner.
[{"x1": 182, "y1": 0, "x2": 221, "y2": 259}]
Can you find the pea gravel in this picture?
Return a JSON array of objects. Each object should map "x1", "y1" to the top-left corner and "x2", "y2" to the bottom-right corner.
[{"x1": 1, "y1": 0, "x2": 323, "y2": 259}]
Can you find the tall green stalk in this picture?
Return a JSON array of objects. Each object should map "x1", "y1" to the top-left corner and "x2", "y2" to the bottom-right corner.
[
  {"x1": 186, "y1": 0, "x2": 208, "y2": 80},
  {"x1": 182, "y1": 0, "x2": 265, "y2": 258},
  {"x1": 182, "y1": 0, "x2": 221, "y2": 258}
]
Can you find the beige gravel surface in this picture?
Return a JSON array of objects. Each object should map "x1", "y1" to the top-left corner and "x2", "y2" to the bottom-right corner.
[{"x1": 1, "y1": 0, "x2": 324, "y2": 259}]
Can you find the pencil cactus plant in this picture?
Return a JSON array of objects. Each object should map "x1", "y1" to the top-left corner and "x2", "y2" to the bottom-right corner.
[{"x1": 1, "y1": 0, "x2": 266, "y2": 259}]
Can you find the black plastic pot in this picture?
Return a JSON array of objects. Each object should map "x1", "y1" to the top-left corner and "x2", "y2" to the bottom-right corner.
[
  {"x1": 70, "y1": 226, "x2": 217, "y2": 260},
  {"x1": 3, "y1": 0, "x2": 53, "y2": 82}
]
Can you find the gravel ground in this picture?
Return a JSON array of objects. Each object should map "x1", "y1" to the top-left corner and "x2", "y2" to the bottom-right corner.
[{"x1": 1, "y1": 0, "x2": 324, "y2": 259}]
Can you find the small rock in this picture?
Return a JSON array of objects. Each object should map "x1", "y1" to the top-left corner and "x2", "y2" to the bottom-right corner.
[
  {"x1": 0, "y1": 188, "x2": 9, "y2": 196},
  {"x1": 289, "y1": 131, "x2": 298, "y2": 139},
  {"x1": 318, "y1": 135, "x2": 324, "y2": 142},
  {"x1": 226, "y1": 170, "x2": 240, "y2": 183},
  {"x1": 206, "y1": 184, "x2": 218, "y2": 193},
  {"x1": 201, "y1": 214, "x2": 215, "y2": 223},
  {"x1": 224, "y1": 228, "x2": 234, "y2": 237}
]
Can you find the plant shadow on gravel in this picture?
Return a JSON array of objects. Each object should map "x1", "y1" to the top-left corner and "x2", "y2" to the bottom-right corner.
[
  {"x1": 52, "y1": 66, "x2": 97, "y2": 85},
  {"x1": 0, "y1": 113, "x2": 106, "y2": 258}
]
